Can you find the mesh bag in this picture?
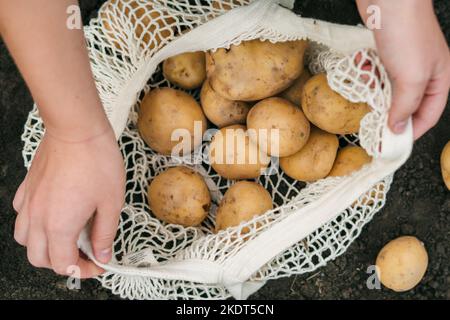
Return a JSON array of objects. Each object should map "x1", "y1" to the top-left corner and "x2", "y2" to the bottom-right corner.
[{"x1": 21, "y1": 0, "x2": 413, "y2": 299}]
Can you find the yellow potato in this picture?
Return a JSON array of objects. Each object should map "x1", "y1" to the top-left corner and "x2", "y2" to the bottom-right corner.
[
  {"x1": 200, "y1": 80, "x2": 251, "y2": 128},
  {"x1": 247, "y1": 97, "x2": 310, "y2": 157},
  {"x1": 376, "y1": 236, "x2": 428, "y2": 292},
  {"x1": 211, "y1": 0, "x2": 242, "y2": 10},
  {"x1": 328, "y1": 146, "x2": 372, "y2": 177},
  {"x1": 279, "y1": 69, "x2": 312, "y2": 106},
  {"x1": 148, "y1": 166, "x2": 211, "y2": 226},
  {"x1": 280, "y1": 127, "x2": 339, "y2": 182},
  {"x1": 163, "y1": 52, "x2": 206, "y2": 90},
  {"x1": 206, "y1": 39, "x2": 308, "y2": 101},
  {"x1": 302, "y1": 73, "x2": 371, "y2": 134},
  {"x1": 209, "y1": 125, "x2": 270, "y2": 180},
  {"x1": 215, "y1": 181, "x2": 273, "y2": 232},
  {"x1": 441, "y1": 140, "x2": 450, "y2": 190},
  {"x1": 138, "y1": 88, "x2": 207, "y2": 155},
  {"x1": 100, "y1": 0, "x2": 175, "y2": 51}
]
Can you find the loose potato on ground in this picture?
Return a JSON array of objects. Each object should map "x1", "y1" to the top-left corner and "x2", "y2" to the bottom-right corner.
[
  {"x1": 247, "y1": 97, "x2": 310, "y2": 157},
  {"x1": 279, "y1": 69, "x2": 312, "y2": 106},
  {"x1": 138, "y1": 88, "x2": 207, "y2": 155},
  {"x1": 163, "y1": 52, "x2": 206, "y2": 90},
  {"x1": 148, "y1": 166, "x2": 211, "y2": 227},
  {"x1": 302, "y1": 73, "x2": 371, "y2": 134},
  {"x1": 206, "y1": 39, "x2": 308, "y2": 101},
  {"x1": 328, "y1": 146, "x2": 372, "y2": 177},
  {"x1": 215, "y1": 181, "x2": 273, "y2": 232},
  {"x1": 209, "y1": 125, "x2": 270, "y2": 180},
  {"x1": 280, "y1": 127, "x2": 339, "y2": 182},
  {"x1": 200, "y1": 80, "x2": 251, "y2": 127},
  {"x1": 441, "y1": 141, "x2": 450, "y2": 190},
  {"x1": 376, "y1": 236, "x2": 428, "y2": 292},
  {"x1": 101, "y1": 0, "x2": 175, "y2": 51}
]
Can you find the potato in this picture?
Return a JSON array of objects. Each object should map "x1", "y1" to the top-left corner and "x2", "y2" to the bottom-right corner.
[
  {"x1": 328, "y1": 146, "x2": 372, "y2": 177},
  {"x1": 206, "y1": 39, "x2": 308, "y2": 101},
  {"x1": 138, "y1": 88, "x2": 207, "y2": 155},
  {"x1": 212, "y1": 0, "x2": 242, "y2": 10},
  {"x1": 215, "y1": 181, "x2": 273, "y2": 232},
  {"x1": 247, "y1": 97, "x2": 310, "y2": 157},
  {"x1": 280, "y1": 127, "x2": 339, "y2": 182},
  {"x1": 441, "y1": 141, "x2": 450, "y2": 190},
  {"x1": 163, "y1": 52, "x2": 206, "y2": 90},
  {"x1": 100, "y1": 0, "x2": 175, "y2": 51},
  {"x1": 148, "y1": 166, "x2": 211, "y2": 226},
  {"x1": 279, "y1": 69, "x2": 312, "y2": 106},
  {"x1": 200, "y1": 80, "x2": 251, "y2": 127},
  {"x1": 302, "y1": 73, "x2": 371, "y2": 134},
  {"x1": 376, "y1": 236, "x2": 428, "y2": 292},
  {"x1": 209, "y1": 125, "x2": 270, "y2": 179}
]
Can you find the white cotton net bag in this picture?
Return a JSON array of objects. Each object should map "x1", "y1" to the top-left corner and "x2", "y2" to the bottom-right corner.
[{"x1": 21, "y1": 0, "x2": 413, "y2": 300}]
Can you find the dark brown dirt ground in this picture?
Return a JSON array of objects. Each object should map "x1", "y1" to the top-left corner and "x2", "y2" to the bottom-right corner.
[{"x1": 0, "y1": 0, "x2": 448, "y2": 300}]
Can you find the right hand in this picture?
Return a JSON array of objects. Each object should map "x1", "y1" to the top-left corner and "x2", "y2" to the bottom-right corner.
[
  {"x1": 357, "y1": 0, "x2": 450, "y2": 140},
  {"x1": 13, "y1": 126, "x2": 125, "y2": 278}
]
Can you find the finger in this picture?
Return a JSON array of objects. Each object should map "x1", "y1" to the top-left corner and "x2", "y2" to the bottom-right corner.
[
  {"x1": 12, "y1": 178, "x2": 27, "y2": 213},
  {"x1": 48, "y1": 232, "x2": 103, "y2": 278},
  {"x1": 26, "y1": 225, "x2": 51, "y2": 269},
  {"x1": 14, "y1": 211, "x2": 29, "y2": 246},
  {"x1": 90, "y1": 203, "x2": 121, "y2": 264},
  {"x1": 412, "y1": 91, "x2": 448, "y2": 140},
  {"x1": 74, "y1": 256, "x2": 105, "y2": 279},
  {"x1": 389, "y1": 79, "x2": 427, "y2": 134}
]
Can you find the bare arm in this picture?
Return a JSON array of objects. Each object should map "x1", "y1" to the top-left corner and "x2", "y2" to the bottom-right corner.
[
  {"x1": 1, "y1": 0, "x2": 125, "y2": 277},
  {"x1": 0, "y1": 0, "x2": 109, "y2": 140}
]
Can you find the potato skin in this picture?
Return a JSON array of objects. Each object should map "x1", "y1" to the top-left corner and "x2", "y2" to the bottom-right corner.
[
  {"x1": 148, "y1": 166, "x2": 211, "y2": 227},
  {"x1": 163, "y1": 52, "x2": 206, "y2": 90},
  {"x1": 206, "y1": 39, "x2": 308, "y2": 101},
  {"x1": 280, "y1": 127, "x2": 338, "y2": 182},
  {"x1": 209, "y1": 125, "x2": 270, "y2": 180},
  {"x1": 441, "y1": 141, "x2": 450, "y2": 190},
  {"x1": 376, "y1": 236, "x2": 428, "y2": 292},
  {"x1": 101, "y1": 0, "x2": 175, "y2": 50},
  {"x1": 215, "y1": 181, "x2": 273, "y2": 232},
  {"x1": 328, "y1": 146, "x2": 372, "y2": 177},
  {"x1": 200, "y1": 80, "x2": 251, "y2": 128},
  {"x1": 138, "y1": 88, "x2": 207, "y2": 155},
  {"x1": 301, "y1": 73, "x2": 371, "y2": 134},
  {"x1": 247, "y1": 97, "x2": 310, "y2": 157},
  {"x1": 279, "y1": 69, "x2": 312, "y2": 106},
  {"x1": 211, "y1": 0, "x2": 241, "y2": 10}
]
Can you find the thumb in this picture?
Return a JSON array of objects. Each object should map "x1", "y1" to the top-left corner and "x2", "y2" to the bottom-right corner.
[
  {"x1": 90, "y1": 203, "x2": 121, "y2": 264},
  {"x1": 388, "y1": 78, "x2": 427, "y2": 134}
]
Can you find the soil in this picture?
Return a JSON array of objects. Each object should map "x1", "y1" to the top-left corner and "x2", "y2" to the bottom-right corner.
[{"x1": 0, "y1": 0, "x2": 448, "y2": 300}]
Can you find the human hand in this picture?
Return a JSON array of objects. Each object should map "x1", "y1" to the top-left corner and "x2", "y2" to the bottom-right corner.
[
  {"x1": 357, "y1": 0, "x2": 450, "y2": 140},
  {"x1": 12, "y1": 127, "x2": 125, "y2": 278}
]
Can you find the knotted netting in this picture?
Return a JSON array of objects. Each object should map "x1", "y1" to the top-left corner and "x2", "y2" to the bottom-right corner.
[{"x1": 21, "y1": 0, "x2": 412, "y2": 300}]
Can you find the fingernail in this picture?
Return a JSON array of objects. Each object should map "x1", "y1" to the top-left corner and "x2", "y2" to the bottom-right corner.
[
  {"x1": 96, "y1": 248, "x2": 111, "y2": 263},
  {"x1": 393, "y1": 120, "x2": 407, "y2": 134}
]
